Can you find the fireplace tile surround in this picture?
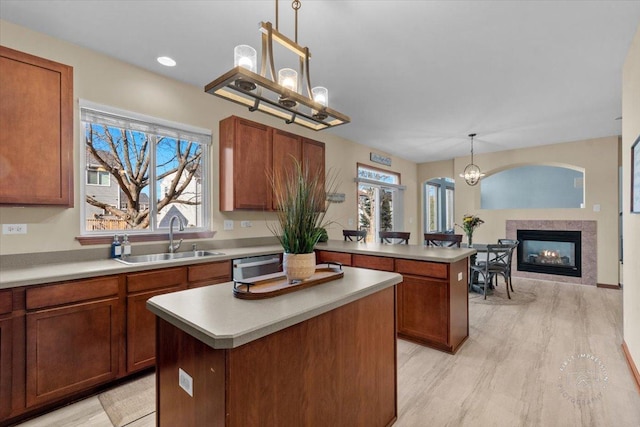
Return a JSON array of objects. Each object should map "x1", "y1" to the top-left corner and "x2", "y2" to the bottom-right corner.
[{"x1": 506, "y1": 220, "x2": 597, "y2": 285}]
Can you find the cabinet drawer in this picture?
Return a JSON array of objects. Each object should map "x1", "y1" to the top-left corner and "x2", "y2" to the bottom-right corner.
[
  {"x1": 0, "y1": 290, "x2": 11, "y2": 315},
  {"x1": 26, "y1": 276, "x2": 119, "y2": 310},
  {"x1": 127, "y1": 267, "x2": 187, "y2": 293},
  {"x1": 352, "y1": 254, "x2": 394, "y2": 272},
  {"x1": 188, "y1": 261, "x2": 231, "y2": 283},
  {"x1": 316, "y1": 251, "x2": 352, "y2": 266},
  {"x1": 395, "y1": 259, "x2": 448, "y2": 280}
]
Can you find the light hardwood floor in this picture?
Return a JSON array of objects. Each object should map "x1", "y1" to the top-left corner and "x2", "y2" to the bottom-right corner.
[{"x1": 14, "y1": 278, "x2": 640, "y2": 427}]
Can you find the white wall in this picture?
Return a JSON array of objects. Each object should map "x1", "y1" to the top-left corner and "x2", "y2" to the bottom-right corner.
[
  {"x1": 419, "y1": 136, "x2": 620, "y2": 286},
  {"x1": 0, "y1": 20, "x2": 419, "y2": 255},
  {"x1": 622, "y1": 23, "x2": 640, "y2": 382}
]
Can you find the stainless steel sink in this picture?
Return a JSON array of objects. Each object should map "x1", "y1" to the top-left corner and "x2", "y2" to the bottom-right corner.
[{"x1": 115, "y1": 250, "x2": 225, "y2": 265}]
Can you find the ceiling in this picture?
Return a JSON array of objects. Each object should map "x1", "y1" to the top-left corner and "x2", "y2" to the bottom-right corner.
[{"x1": 2, "y1": 0, "x2": 639, "y2": 163}]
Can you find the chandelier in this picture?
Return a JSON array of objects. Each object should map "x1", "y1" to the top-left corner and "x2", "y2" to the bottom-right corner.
[
  {"x1": 460, "y1": 133, "x2": 485, "y2": 186},
  {"x1": 205, "y1": 0, "x2": 350, "y2": 131}
]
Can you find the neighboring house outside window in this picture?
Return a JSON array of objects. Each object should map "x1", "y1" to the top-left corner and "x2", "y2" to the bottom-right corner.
[{"x1": 80, "y1": 101, "x2": 211, "y2": 234}]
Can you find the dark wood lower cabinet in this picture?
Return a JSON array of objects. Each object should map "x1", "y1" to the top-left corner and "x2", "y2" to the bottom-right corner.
[
  {"x1": 0, "y1": 317, "x2": 12, "y2": 420},
  {"x1": 1, "y1": 261, "x2": 236, "y2": 426},
  {"x1": 126, "y1": 267, "x2": 187, "y2": 373},
  {"x1": 25, "y1": 297, "x2": 120, "y2": 407},
  {"x1": 316, "y1": 250, "x2": 352, "y2": 266},
  {"x1": 156, "y1": 287, "x2": 397, "y2": 427},
  {"x1": 396, "y1": 258, "x2": 469, "y2": 353},
  {"x1": 318, "y1": 248, "x2": 470, "y2": 354}
]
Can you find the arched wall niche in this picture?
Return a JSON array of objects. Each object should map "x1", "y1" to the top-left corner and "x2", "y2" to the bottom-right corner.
[{"x1": 480, "y1": 163, "x2": 585, "y2": 210}]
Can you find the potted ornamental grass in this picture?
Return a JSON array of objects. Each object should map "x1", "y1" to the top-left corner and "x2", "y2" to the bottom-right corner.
[{"x1": 269, "y1": 158, "x2": 337, "y2": 283}]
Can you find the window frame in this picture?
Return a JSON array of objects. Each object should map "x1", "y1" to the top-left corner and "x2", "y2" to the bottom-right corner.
[
  {"x1": 78, "y1": 100, "x2": 212, "y2": 241},
  {"x1": 423, "y1": 178, "x2": 455, "y2": 233}
]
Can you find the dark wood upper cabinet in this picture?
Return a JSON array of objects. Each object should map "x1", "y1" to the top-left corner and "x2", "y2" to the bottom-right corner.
[
  {"x1": 219, "y1": 116, "x2": 325, "y2": 212},
  {"x1": 272, "y1": 129, "x2": 302, "y2": 210},
  {"x1": 219, "y1": 116, "x2": 273, "y2": 211},
  {"x1": 0, "y1": 46, "x2": 73, "y2": 206}
]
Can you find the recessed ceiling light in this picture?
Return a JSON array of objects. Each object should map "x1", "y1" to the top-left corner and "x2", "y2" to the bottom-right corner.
[{"x1": 157, "y1": 56, "x2": 176, "y2": 67}]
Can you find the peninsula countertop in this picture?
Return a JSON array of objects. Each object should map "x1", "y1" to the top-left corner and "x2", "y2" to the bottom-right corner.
[
  {"x1": 146, "y1": 266, "x2": 402, "y2": 349},
  {"x1": 315, "y1": 241, "x2": 476, "y2": 263}
]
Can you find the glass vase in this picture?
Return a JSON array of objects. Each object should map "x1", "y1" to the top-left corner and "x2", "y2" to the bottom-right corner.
[{"x1": 467, "y1": 234, "x2": 473, "y2": 248}]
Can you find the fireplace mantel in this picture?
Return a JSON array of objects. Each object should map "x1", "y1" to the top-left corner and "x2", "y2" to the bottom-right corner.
[{"x1": 506, "y1": 220, "x2": 596, "y2": 286}]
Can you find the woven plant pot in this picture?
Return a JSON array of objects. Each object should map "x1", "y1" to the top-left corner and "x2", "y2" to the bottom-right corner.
[{"x1": 283, "y1": 252, "x2": 316, "y2": 283}]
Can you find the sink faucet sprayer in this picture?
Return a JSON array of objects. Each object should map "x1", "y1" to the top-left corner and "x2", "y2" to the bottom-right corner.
[{"x1": 168, "y1": 215, "x2": 184, "y2": 253}]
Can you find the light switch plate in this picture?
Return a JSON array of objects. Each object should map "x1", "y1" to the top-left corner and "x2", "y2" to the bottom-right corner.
[
  {"x1": 179, "y1": 368, "x2": 193, "y2": 397},
  {"x1": 457, "y1": 272, "x2": 463, "y2": 282},
  {"x1": 241, "y1": 220, "x2": 252, "y2": 228}
]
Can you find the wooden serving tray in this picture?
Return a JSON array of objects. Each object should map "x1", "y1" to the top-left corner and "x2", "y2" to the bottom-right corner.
[{"x1": 233, "y1": 263, "x2": 343, "y2": 300}]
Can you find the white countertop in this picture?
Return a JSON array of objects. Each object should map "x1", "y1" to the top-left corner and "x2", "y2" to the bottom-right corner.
[
  {"x1": 0, "y1": 241, "x2": 475, "y2": 289},
  {"x1": 0, "y1": 245, "x2": 284, "y2": 289},
  {"x1": 146, "y1": 266, "x2": 402, "y2": 349},
  {"x1": 316, "y1": 241, "x2": 476, "y2": 263}
]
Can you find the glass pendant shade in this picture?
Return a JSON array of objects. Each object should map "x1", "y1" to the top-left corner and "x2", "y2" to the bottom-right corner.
[
  {"x1": 234, "y1": 45, "x2": 257, "y2": 72},
  {"x1": 278, "y1": 68, "x2": 298, "y2": 92},
  {"x1": 463, "y1": 164, "x2": 482, "y2": 186},
  {"x1": 311, "y1": 86, "x2": 328, "y2": 120},
  {"x1": 312, "y1": 86, "x2": 328, "y2": 107}
]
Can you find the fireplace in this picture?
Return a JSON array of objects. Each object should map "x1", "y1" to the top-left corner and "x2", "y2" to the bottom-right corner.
[{"x1": 516, "y1": 230, "x2": 581, "y2": 277}]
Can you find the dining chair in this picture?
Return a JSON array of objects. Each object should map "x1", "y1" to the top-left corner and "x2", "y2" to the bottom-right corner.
[
  {"x1": 379, "y1": 231, "x2": 410, "y2": 244},
  {"x1": 498, "y1": 239, "x2": 519, "y2": 292},
  {"x1": 424, "y1": 233, "x2": 462, "y2": 247},
  {"x1": 469, "y1": 244, "x2": 513, "y2": 299},
  {"x1": 343, "y1": 229, "x2": 367, "y2": 242}
]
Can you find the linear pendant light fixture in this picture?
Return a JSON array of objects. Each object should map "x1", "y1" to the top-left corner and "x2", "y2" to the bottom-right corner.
[
  {"x1": 205, "y1": 0, "x2": 350, "y2": 131},
  {"x1": 460, "y1": 133, "x2": 485, "y2": 186}
]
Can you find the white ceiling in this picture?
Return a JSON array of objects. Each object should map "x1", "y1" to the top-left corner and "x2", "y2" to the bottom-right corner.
[{"x1": 2, "y1": 0, "x2": 639, "y2": 163}]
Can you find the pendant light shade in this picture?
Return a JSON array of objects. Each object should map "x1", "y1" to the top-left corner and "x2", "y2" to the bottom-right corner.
[{"x1": 460, "y1": 133, "x2": 485, "y2": 186}]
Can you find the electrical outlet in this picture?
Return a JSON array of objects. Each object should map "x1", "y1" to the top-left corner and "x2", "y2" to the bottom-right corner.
[
  {"x1": 223, "y1": 220, "x2": 234, "y2": 230},
  {"x1": 178, "y1": 368, "x2": 193, "y2": 397},
  {"x1": 241, "y1": 221, "x2": 252, "y2": 228},
  {"x1": 2, "y1": 224, "x2": 27, "y2": 234},
  {"x1": 348, "y1": 218, "x2": 354, "y2": 226}
]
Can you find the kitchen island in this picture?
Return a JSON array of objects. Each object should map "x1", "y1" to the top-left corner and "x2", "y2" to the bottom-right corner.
[{"x1": 147, "y1": 266, "x2": 402, "y2": 427}]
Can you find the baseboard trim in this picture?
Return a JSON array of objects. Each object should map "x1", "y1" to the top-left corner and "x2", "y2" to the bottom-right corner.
[
  {"x1": 597, "y1": 283, "x2": 621, "y2": 289},
  {"x1": 622, "y1": 341, "x2": 640, "y2": 394}
]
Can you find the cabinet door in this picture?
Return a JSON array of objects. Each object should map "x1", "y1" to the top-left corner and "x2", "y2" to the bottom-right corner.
[
  {"x1": 272, "y1": 129, "x2": 302, "y2": 210},
  {"x1": 25, "y1": 297, "x2": 120, "y2": 407},
  {"x1": 126, "y1": 267, "x2": 186, "y2": 372},
  {"x1": 220, "y1": 116, "x2": 272, "y2": 211},
  {"x1": 0, "y1": 317, "x2": 12, "y2": 419},
  {"x1": 302, "y1": 138, "x2": 325, "y2": 178},
  {"x1": 302, "y1": 138, "x2": 325, "y2": 211},
  {"x1": 397, "y1": 275, "x2": 449, "y2": 346},
  {"x1": 127, "y1": 286, "x2": 183, "y2": 372},
  {"x1": 0, "y1": 46, "x2": 73, "y2": 206}
]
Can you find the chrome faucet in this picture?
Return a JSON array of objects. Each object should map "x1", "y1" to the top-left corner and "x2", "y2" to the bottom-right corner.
[{"x1": 168, "y1": 215, "x2": 184, "y2": 253}]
